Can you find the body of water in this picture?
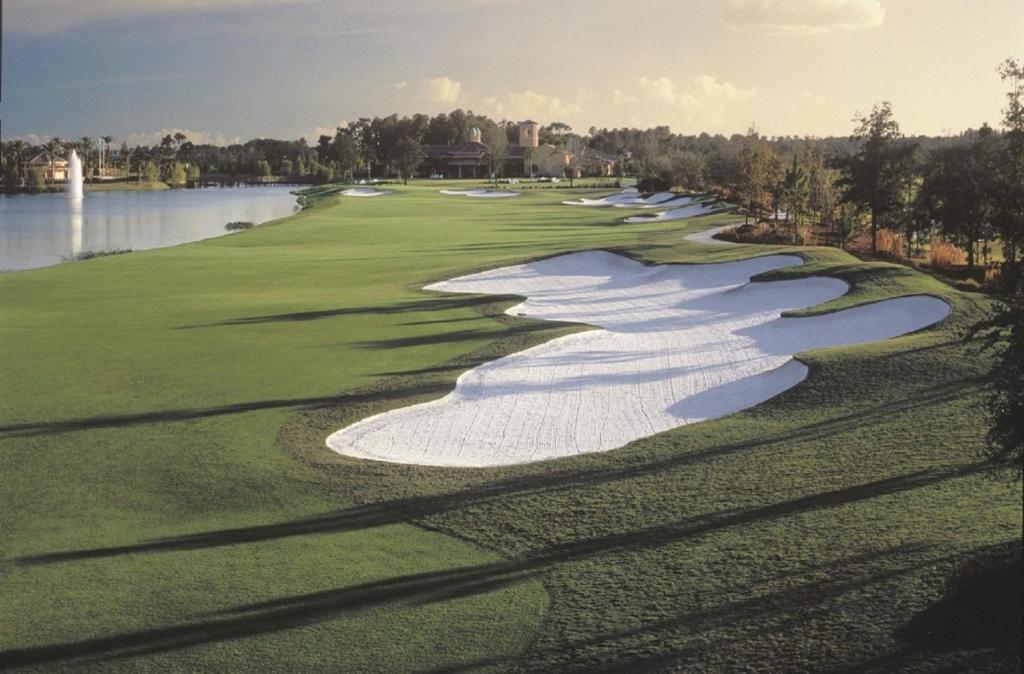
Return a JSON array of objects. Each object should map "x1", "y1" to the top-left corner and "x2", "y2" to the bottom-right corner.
[{"x1": 0, "y1": 186, "x2": 300, "y2": 272}]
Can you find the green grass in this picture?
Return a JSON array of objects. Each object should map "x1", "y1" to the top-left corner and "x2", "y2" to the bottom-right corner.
[
  {"x1": 84, "y1": 181, "x2": 170, "y2": 192},
  {"x1": 1, "y1": 183, "x2": 1019, "y2": 672}
]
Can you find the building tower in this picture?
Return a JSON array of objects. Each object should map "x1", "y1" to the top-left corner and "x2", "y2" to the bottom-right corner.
[
  {"x1": 518, "y1": 120, "x2": 540, "y2": 147},
  {"x1": 468, "y1": 127, "x2": 482, "y2": 143}
]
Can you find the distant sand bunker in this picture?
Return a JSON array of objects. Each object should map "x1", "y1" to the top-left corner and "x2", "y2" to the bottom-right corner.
[
  {"x1": 327, "y1": 238, "x2": 949, "y2": 467},
  {"x1": 342, "y1": 188, "x2": 392, "y2": 197},
  {"x1": 440, "y1": 189, "x2": 520, "y2": 198}
]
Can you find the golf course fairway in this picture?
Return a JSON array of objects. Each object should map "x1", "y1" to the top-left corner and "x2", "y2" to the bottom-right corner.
[{"x1": 1, "y1": 183, "x2": 1020, "y2": 672}]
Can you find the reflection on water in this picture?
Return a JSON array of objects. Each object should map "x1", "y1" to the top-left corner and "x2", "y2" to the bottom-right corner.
[
  {"x1": 70, "y1": 199, "x2": 83, "y2": 258},
  {"x1": 0, "y1": 186, "x2": 299, "y2": 272}
]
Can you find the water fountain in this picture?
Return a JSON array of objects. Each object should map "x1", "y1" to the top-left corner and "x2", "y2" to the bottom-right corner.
[{"x1": 67, "y1": 150, "x2": 84, "y2": 200}]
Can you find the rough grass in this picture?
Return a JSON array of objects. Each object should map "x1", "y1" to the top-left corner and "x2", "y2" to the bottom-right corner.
[{"x1": 1, "y1": 182, "x2": 1019, "y2": 672}]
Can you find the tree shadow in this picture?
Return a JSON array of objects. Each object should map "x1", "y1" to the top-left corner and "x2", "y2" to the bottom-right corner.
[
  {"x1": 17, "y1": 439, "x2": 988, "y2": 568},
  {"x1": 5, "y1": 512, "x2": 986, "y2": 671},
  {"x1": 0, "y1": 383, "x2": 452, "y2": 439},
  {"x1": 178, "y1": 295, "x2": 507, "y2": 329}
]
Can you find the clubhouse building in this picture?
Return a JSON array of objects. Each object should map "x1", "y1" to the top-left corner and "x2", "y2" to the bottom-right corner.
[{"x1": 420, "y1": 120, "x2": 616, "y2": 179}]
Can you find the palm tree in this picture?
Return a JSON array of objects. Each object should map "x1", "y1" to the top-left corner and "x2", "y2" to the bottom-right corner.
[
  {"x1": 79, "y1": 137, "x2": 95, "y2": 181},
  {"x1": 44, "y1": 137, "x2": 64, "y2": 183},
  {"x1": 101, "y1": 135, "x2": 116, "y2": 175},
  {"x1": 8, "y1": 139, "x2": 29, "y2": 185}
]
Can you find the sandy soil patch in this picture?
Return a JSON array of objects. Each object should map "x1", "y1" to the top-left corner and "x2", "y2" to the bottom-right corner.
[{"x1": 327, "y1": 241, "x2": 949, "y2": 467}]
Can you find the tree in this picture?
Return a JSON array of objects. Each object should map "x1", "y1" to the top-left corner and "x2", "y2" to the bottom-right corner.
[
  {"x1": 805, "y1": 143, "x2": 840, "y2": 237},
  {"x1": 389, "y1": 136, "x2": 422, "y2": 185},
  {"x1": 480, "y1": 122, "x2": 508, "y2": 185},
  {"x1": 779, "y1": 154, "x2": 809, "y2": 239},
  {"x1": 990, "y1": 58, "x2": 1024, "y2": 289},
  {"x1": 100, "y1": 135, "x2": 116, "y2": 174},
  {"x1": 915, "y1": 137, "x2": 992, "y2": 270},
  {"x1": 332, "y1": 130, "x2": 360, "y2": 182},
  {"x1": 5, "y1": 139, "x2": 29, "y2": 186},
  {"x1": 316, "y1": 135, "x2": 333, "y2": 163},
  {"x1": 44, "y1": 137, "x2": 64, "y2": 183},
  {"x1": 984, "y1": 301, "x2": 1024, "y2": 478},
  {"x1": 169, "y1": 162, "x2": 188, "y2": 185},
  {"x1": 141, "y1": 161, "x2": 160, "y2": 183},
  {"x1": 563, "y1": 135, "x2": 587, "y2": 187},
  {"x1": 978, "y1": 58, "x2": 1024, "y2": 480},
  {"x1": 256, "y1": 160, "x2": 272, "y2": 177},
  {"x1": 27, "y1": 167, "x2": 47, "y2": 192},
  {"x1": 835, "y1": 102, "x2": 917, "y2": 254},
  {"x1": 79, "y1": 137, "x2": 95, "y2": 179},
  {"x1": 733, "y1": 129, "x2": 779, "y2": 224}
]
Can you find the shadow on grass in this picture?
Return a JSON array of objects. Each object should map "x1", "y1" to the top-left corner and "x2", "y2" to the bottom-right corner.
[
  {"x1": 4, "y1": 491, "x2": 987, "y2": 670},
  {"x1": 18, "y1": 439, "x2": 988, "y2": 567},
  {"x1": 178, "y1": 295, "x2": 505, "y2": 329},
  {"x1": 352, "y1": 321, "x2": 555, "y2": 350},
  {"x1": 0, "y1": 384, "x2": 452, "y2": 439}
]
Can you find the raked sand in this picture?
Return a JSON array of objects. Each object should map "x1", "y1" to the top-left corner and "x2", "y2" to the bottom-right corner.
[
  {"x1": 342, "y1": 188, "x2": 392, "y2": 197},
  {"x1": 327, "y1": 237, "x2": 950, "y2": 467},
  {"x1": 624, "y1": 202, "x2": 726, "y2": 223},
  {"x1": 440, "y1": 189, "x2": 520, "y2": 198}
]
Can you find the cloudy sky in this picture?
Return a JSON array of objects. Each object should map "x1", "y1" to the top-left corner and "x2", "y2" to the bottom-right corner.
[{"x1": 2, "y1": 0, "x2": 1021, "y2": 144}]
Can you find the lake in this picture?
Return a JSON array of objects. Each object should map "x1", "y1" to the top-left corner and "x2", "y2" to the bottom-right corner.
[{"x1": 0, "y1": 186, "x2": 300, "y2": 272}]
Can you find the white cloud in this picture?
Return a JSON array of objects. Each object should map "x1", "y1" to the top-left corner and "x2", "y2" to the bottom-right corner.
[
  {"x1": 628, "y1": 74, "x2": 757, "y2": 129},
  {"x1": 612, "y1": 89, "x2": 637, "y2": 106},
  {"x1": 299, "y1": 121, "x2": 350, "y2": 144},
  {"x1": 421, "y1": 77, "x2": 462, "y2": 104},
  {"x1": 393, "y1": 81, "x2": 408, "y2": 89},
  {"x1": 799, "y1": 90, "x2": 831, "y2": 104},
  {"x1": 122, "y1": 129, "x2": 243, "y2": 147},
  {"x1": 478, "y1": 89, "x2": 584, "y2": 123},
  {"x1": 724, "y1": 0, "x2": 885, "y2": 34}
]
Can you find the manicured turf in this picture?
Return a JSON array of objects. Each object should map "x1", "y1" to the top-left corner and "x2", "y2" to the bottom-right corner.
[{"x1": 1, "y1": 182, "x2": 1019, "y2": 672}]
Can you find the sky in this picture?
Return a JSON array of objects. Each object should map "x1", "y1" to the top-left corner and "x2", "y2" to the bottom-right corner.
[{"x1": 2, "y1": 0, "x2": 1022, "y2": 145}]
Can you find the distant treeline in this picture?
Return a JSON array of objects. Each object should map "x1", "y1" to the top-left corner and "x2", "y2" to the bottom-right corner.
[{"x1": 2, "y1": 62, "x2": 1020, "y2": 281}]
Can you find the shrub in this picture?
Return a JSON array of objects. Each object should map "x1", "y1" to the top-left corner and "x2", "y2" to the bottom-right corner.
[
  {"x1": 876, "y1": 228, "x2": 907, "y2": 259},
  {"x1": 929, "y1": 239, "x2": 967, "y2": 269},
  {"x1": 225, "y1": 221, "x2": 254, "y2": 231},
  {"x1": 637, "y1": 176, "x2": 669, "y2": 192},
  {"x1": 719, "y1": 222, "x2": 789, "y2": 245},
  {"x1": 28, "y1": 167, "x2": 47, "y2": 192}
]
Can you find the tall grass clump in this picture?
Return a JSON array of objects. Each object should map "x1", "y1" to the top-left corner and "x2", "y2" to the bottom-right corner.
[
  {"x1": 929, "y1": 239, "x2": 967, "y2": 269},
  {"x1": 876, "y1": 228, "x2": 907, "y2": 259}
]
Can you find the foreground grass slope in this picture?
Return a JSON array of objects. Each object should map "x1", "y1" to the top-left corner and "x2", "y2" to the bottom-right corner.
[
  {"x1": 0, "y1": 184, "x2": 679, "y2": 671},
  {"x1": 1, "y1": 183, "x2": 1019, "y2": 671}
]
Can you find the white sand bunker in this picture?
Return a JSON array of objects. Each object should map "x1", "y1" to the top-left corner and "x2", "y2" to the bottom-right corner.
[
  {"x1": 617, "y1": 195, "x2": 698, "y2": 209},
  {"x1": 624, "y1": 201, "x2": 726, "y2": 223},
  {"x1": 684, "y1": 224, "x2": 734, "y2": 245},
  {"x1": 327, "y1": 250, "x2": 949, "y2": 467},
  {"x1": 440, "y1": 189, "x2": 520, "y2": 198},
  {"x1": 569, "y1": 186, "x2": 679, "y2": 204},
  {"x1": 342, "y1": 188, "x2": 392, "y2": 197},
  {"x1": 561, "y1": 188, "x2": 639, "y2": 206},
  {"x1": 562, "y1": 189, "x2": 697, "y2": 209}
]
